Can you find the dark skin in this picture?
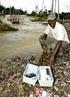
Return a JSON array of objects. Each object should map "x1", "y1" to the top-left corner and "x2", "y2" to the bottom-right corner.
[{"x1": 42, "y1": 19, "x2": 62, "y2": 65}]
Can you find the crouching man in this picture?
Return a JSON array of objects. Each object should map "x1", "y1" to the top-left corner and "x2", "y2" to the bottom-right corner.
[{"x1": 39, "y1": 14, "x2": 69, "y2": 65}]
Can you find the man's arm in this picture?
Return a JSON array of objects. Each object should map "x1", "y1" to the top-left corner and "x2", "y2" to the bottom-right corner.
[
  {"x1": 39, "y1": 33, "x2": 47, "y2": 40},
  {"x1": 48, "y1": 41, "x2": 62, "y2": 65},
  {"x1": 39, "y1": 33, "x2": 47, "y2": 45},
  {"x1": 51, "y1": 41, "x2": 62, "y2": 56}
]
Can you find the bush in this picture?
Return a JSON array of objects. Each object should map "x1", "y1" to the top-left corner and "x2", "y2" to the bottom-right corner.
[{"x1": 0, "y1": 20, "x2": 18, "y2": 31}]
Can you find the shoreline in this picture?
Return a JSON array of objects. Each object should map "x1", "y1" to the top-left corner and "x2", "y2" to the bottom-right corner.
[
  {"x1": 0, "y1": 19, "x2": 18, "y2": 31},
  {"x1": 0, "y1": 17, "x2": 70, "y2": 97}
]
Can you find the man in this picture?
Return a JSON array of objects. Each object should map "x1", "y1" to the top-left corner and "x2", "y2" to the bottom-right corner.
[{"x1": 39, "y1": 14, "x2": 69, "y2": 65}]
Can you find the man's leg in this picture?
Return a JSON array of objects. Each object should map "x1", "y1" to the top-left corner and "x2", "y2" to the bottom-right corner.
[
  {"x1": 39, "y1": 35, "x2": 48, "y2": 65},
  {"x1": 39, "y1": 35, "x2": 48, "y2": 53}
]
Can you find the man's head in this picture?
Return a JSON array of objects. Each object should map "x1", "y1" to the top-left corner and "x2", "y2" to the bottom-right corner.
[{"x1": 47, "y1": 14, "x2": 56, "y2": 28}]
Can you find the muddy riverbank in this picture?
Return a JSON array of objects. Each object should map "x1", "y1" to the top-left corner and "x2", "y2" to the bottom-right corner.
[
  {"x1": 0, "y1": 17, "x2": 70, "y2": 97},
  {"x1": 0, "y1": 42, "x2": 70, "y2": 97}
]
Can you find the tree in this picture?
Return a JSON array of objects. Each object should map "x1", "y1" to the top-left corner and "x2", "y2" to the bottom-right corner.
[
  {"x1": 31, "y1": 11, "x2": 36, "y2": 16},
  {"x1": 4, "y1": 8, "x2": 10, "y2": 14},
  {"x1": 48, "y1": 10, "x2": 52, "y2": 15},
  {"x1": 11, "y1": 7, "x2": 15, "y2": 14},
  {"x1": 0, "y1": 5, "x2": 5, "y2": 13}
]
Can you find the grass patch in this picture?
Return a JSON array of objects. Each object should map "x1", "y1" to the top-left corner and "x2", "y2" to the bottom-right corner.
[
  {"x1": 0, "y1": 19, "x2": 18, "y2": 31},
  {"x1": 31, "y1": 16, "x2": 47, "y2": 22}
]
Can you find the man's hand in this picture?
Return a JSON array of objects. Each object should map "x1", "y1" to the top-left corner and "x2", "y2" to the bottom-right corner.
[
  {"x1": 48, "y1": 41, "x2": 62, "y2": 65},
  {"x1": 48, "y1": 55, "x2": 55, "y2": 65},
  {"x1": 40, "y1": 33, "x2": 47, "y2": 40},
  {"x1": 39, "y1": 33, "x2": 47, "y2": 46}
]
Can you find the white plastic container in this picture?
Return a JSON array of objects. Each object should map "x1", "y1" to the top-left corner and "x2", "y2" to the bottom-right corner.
[
  {"x1": 23, "y1": 63, "x2": 54, "y2": 87},
  {"x1": 39, "y1": 66, "x2": 54, "y2": 87},
  {"x1": 23, "y1": 63, "x2": 38, "y2": 85}
]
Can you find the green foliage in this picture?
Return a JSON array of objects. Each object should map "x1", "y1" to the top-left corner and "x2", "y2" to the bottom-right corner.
[
  {"x1": 0, "y1": 5, "x2": 5, "y2": 13},
  {"x1": 60, "y1": 12, "x2": 70, "y2": 20},
  {"x1": 0, "y1": 4, "x2": 26, "y2": 15},
  {"x1": 30, "y1": 9, "x2": 48, "y2": 21},
  {"x1": 0, "y1": 4, "x2": 70, "y2": 20},
  {"x1": 57, "y1": 19, "x2": 63, "y2": 24},
  {"x1": 30, "y1": 11, "x2": 36, "y2": 16}
]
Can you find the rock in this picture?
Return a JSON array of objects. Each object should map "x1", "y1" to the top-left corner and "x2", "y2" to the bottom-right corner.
[
  {"x1": 29, "y1": 93, "x2": 36, "y2": 97},
  {"x1": 54, "y1": 95, "x2": 60, "y2": 97},
  {"x1": 66, "y1": 62, "x2": 70, "y2": 68},
  {"x1": 54, "y1": 86, "x2": 59, "y2": 92},
  {"x1": 0, "y1": 75, "x2": 4, "y2": 81},
  {"x1": 29, "y1": 56, "x2": 35, "y2": 62}
]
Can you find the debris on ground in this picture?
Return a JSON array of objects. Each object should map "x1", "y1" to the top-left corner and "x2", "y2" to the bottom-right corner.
[{"x1": 0, "y1": 28, "x2": 70, "y2": 97}]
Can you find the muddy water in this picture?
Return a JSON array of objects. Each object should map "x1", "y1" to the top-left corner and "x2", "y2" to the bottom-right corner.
[{"x1": 0, "y1": 22, "x2": 46, "y2": 59}]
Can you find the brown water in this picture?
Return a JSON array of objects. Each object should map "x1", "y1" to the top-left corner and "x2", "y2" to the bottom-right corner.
[{"x1": 0, "y1": 21, "x2": 46, "y2": 59}]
